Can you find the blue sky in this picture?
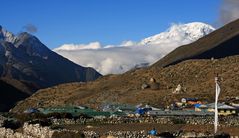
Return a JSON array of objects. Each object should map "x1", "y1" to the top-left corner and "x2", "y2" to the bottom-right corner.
[{"x1": 1, "y1": 0, "x2": 221, "y2": 49}]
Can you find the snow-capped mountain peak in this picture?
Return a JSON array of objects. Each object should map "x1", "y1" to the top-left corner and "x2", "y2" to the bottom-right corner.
[
  {"x1": 0, "y1": 26, "x2": 18, "y2": 43},
  {"x1": 140, "y1": 22, "x2": 215, "y2": 45}
]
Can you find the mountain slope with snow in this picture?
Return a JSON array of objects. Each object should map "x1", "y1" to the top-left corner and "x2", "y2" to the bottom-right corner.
[
  {"x1": 54, "y1": 22, "x2": 215, "y2": 75},
  {"x1": 153, "y1": 19, "x2": 239, "y2": 67},
  {"x1": 140, "y1": 22, "x2": 215, "y2": 45}
]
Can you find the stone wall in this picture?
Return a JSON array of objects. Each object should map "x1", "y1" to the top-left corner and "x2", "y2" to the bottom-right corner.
[
  {"x1": 0, "y1": 127, "x2": 33, "y2": 138},
  {"x1": 81, "y1": 130, "x2": 218, "y2": 138},
  {"x1": 80, "y1": 130, "x2": 148, "y2": 138},
  {"x1": 0, "y1": 125, "x2": 147, "y2": 138},
  {"x1": 50, "y1": 116, "x2": 239, "y2": 127},
  {"x1": 23, "y1": 123, "x2": 82, "y2": 138},
  {"x1": 0, "y1": 123, "x2": 82, "y2": 138},
  {"x1": 105, "y1": 130, "x2": 147, "y2": 138}
]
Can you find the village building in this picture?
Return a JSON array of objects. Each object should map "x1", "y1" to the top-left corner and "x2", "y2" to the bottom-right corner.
[
  {"x1": 196, "y1": 103, "x2": 238, "y2": 116},
  {"x1": 217, "y1": 105, "x2": 237, "y2": 116}
]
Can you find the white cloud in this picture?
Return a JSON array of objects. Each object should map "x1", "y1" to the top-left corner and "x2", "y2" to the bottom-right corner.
[
  {"x1": 219, "y1": 0, "x2": 239, "y2": 25},
  {"x1": 54, "y1": 42, "x2": 101, "y2": 51},
  {"x1": 120, "y1": 40, "x2": 137, "y2": 47},
  {"x1": 54, "y1": 22, "x2": 215, "y2": 75}
]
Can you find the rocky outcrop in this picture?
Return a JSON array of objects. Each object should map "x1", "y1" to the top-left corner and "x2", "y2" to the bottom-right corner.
[{"x1": 172, "y1": 84, "x2": 184, "y2": 94}]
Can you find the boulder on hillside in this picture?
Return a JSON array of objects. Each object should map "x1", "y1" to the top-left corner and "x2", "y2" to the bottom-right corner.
[{"x1": 149, "y1": 78, "x2": 160, "y2": 90}]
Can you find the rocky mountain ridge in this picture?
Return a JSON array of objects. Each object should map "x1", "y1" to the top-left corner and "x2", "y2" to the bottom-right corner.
[
  {"x1": 0, "y1": 26, "x2": 101, "y2": 111},
  {"x1": 0, "y1": 26, "x2": 101, "y2": 92}
]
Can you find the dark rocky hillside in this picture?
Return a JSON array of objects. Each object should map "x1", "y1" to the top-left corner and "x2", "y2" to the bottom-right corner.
[
  {"x1": 0, "y1": 26, "x2": 101, "y2": 93},
  {"x1": 0, "y1": 80, "x2": 29, "y2": 112}
]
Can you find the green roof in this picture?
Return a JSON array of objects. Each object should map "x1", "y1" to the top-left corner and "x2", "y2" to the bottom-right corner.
[{"x1": 41, "y1": 106, "x2": 111, "y2": 117}]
